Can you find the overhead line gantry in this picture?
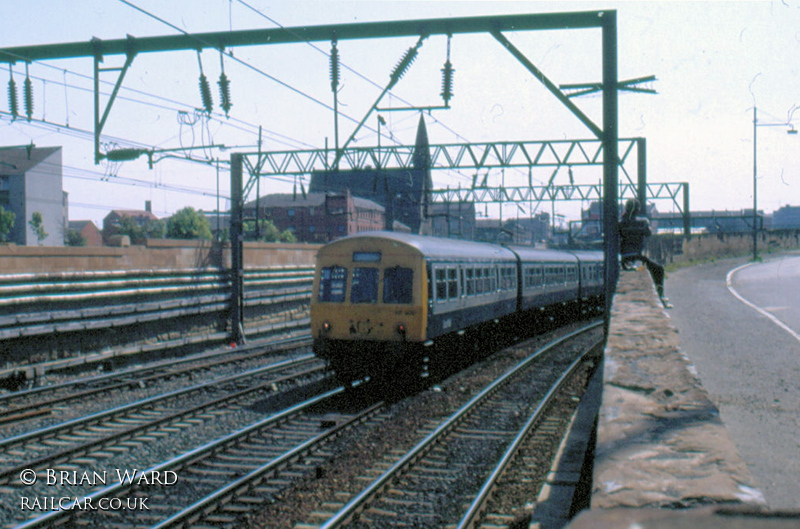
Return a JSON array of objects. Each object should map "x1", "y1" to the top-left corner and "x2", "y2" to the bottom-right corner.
[{"x1": 0, "y1": 10, "x2": 621, "y2": 341}]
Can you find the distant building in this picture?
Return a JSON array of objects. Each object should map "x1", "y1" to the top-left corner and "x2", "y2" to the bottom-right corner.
[
  {"x1": 474, "y1": 214, "x2": 550, "y2": 245},
  {"x1": 653, "y1": 209, "x2": 762, "y2": 234},
  {"x1": 505, "y1": 213, "x2": 550, "y2": 244},
  {"x1": 0, "y1": 145, "x2": 66, "y2": 246},
  {"x1": 68, "y1": 220, "x2": 103, "y2": 246},
  {"x1": 102, "y1": 201, "x2": 160, "y2": 244},
  {"x1": 244, "y1": 191, "x2": 408, "y2": 243},
  {"x1": 428, "y1": 202, "x2": 475, "y2": 240},
  {"x1": 772, "y1": 205, "x2": 800, "y2": 230},
  {"x1": 309, "y1": 116, "x2": 432, "y2": 234}
]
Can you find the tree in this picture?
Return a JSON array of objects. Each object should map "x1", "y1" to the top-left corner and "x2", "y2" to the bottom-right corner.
[
  {"x1": 0, "y1": 206, "x2": 15, "y2": 242},
  {"x1": 28, "y1": 212, "x2": 48, "y2": 245},
  {"x1": 166, "y1": 207, "x2": 212, "y2": 240},
  {"x1": 243, "y1": 219, "x2": 296, "y2": 243},
  {"x1": 112, "y1": 215, "x2": 166, "y2": 244},
  {"x1": 65, "y1": 229, "x2": 87, "y2": 247}
]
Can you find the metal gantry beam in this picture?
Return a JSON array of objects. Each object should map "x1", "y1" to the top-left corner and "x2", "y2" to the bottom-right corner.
[
  {"x1": 429, "y1": 182, "x2": 687, "y2": 212},
  {"x1": 0, "y1": 12, "x2": 609, "y2": 64},
  {"x1": 236, "y1": 138, "x2": 639, "y2": 177},
  {"x1": 0, "y1": 10, "x2": 618, "y2": 344}
]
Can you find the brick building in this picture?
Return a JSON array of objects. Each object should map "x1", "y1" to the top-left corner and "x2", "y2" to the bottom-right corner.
[
  {"x1": 244, "y1": 191, "x2": 408, "y2": 243},
  {"x1": 68, "y1": 220, "x2": 103, "y2": 246},
  {"x1": 102, "y1": 202, "x2": 161, "y2": 244},
  {"x1": 309, "y1": 116, "x2": 433, "y2": 234}
]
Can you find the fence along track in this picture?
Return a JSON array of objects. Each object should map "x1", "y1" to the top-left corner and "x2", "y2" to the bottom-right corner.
[{"x1": 317, "y1": 322, "x2": 602, "y2": 528}]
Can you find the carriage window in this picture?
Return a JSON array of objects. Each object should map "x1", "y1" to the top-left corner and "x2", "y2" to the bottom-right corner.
[
  {"x1": 384, "y1": 266, "x2": 413, "y2": 304},
  {"x1": 567, "y1": 265, "x2": 578, "y2": 283},
  {"x1": 526, "y1": 266, "x2": 543, "y2": 288},
  {"x1": 466, "y1": 268, "x2": 475, "y2": 296},
  {"x1": 318, "y1": 266, "x2": 347, "y2": 302},
  {"x1": 435, "y1": 269, "x2": 447, "y2": 301},
  {"x1": 351, "y1": 267, "x2": 379, "y2": 303},
  {"x1": 447, "y1": 268, "x2": 458, "y2": 299},
  {"x1": 501, "y1": 267, "x2": 516, "y2": 290}
]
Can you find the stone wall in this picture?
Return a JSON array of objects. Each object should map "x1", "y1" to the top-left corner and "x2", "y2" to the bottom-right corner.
[
  {"x1": 587, "y1": 268, "x2": 764, "y2": 512},
  {"x1": 0, "y1": 239, "x2": 320, "y2": 274}
]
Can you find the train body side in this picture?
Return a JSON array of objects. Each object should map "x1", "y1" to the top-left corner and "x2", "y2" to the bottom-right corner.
[
  {"x1": 506, "y1": 246, "x2": 581, "y2": 312},
  {"x1": 310, "y1": 231, "x2": 604, "y2": 386}
]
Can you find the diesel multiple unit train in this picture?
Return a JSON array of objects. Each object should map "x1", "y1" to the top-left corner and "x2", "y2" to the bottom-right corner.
[{"x1": 310, "y1": 231, "x2": 604, "y2": 387}]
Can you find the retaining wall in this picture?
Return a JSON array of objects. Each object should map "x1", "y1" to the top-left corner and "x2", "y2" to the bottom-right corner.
[
  {"x1": 568, "y1": 267, "x2": 768, "y2": 528},
  {"x1": 0, "y1": 239, "x2": 320, "y2": 274}
]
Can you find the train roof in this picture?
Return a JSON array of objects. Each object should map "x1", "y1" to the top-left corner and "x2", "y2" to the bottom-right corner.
[
  {"x1": 567, "y1": 250, "x2": 605, "y2": 262},
  {"x1": 323, "y1": 231, "x2": 517, "y2": 262},
  {"x1": 505, "y1": 245, "x2": 580, "y2": 263}
]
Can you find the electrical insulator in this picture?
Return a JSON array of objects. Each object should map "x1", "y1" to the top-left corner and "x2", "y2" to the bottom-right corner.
[
  {"x1": 330, "y1": 40, "x2": 340, "y2": 92},
  {"x1": 199, "y1": 73, "x2": 213, "y2": 113},
  {"x1": 218, "y1": 72, "x2": 232, "y2": 116},
  {"x1": 440, "y1": 59, "x2": 454, "y2": 106},
  {"x1": 389, "y1": 39, "x2": 423, "y2": 89},
  {"x1": 7, "y1": 68, "x2": 18, "y2": 120},
  {"x1": 24, "y1": 65, "x2": 33, "y2": 121},
  {"x1": 197, "y1": 52, "x2": 213, "y2": 113}
]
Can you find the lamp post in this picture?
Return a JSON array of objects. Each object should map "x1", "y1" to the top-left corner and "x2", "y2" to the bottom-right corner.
[
  {"x1": 753, "y1": 107, "x2": 757, "y2": 261},
  {"x1": 752, "y1": 106, "x2": 798, "y2": 261}
]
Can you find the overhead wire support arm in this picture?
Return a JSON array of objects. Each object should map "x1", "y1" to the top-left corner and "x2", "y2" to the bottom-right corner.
[
  {"x1": 93, "y1": 35, "x2": 137, "y2": 164},
  {"x1": 332, "y1": 34, "x2": 427, "y2": 169},
  {"x1": 560, "y1": 75, "x2": 658, "y2": 98}
]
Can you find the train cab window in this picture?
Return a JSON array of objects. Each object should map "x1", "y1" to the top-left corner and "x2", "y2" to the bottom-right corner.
[
  {"x1": 384, "y1": 266, "x2": 413, "y2": 304},
  {"x1": 351, "y1": 267, "x2": 379, "y2": 303},
  {"x1": 318, "y1": 266, "x2": 347, "y2": 302}
]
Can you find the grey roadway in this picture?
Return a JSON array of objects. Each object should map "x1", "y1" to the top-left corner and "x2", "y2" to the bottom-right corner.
[{"x1": 665, "y1": 251, "x2": 800, "y2": 511}]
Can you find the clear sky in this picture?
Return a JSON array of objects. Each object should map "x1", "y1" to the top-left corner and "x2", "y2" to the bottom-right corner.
[{"x1": 1, "y1": 0, "x2": 798, "y2": 228}]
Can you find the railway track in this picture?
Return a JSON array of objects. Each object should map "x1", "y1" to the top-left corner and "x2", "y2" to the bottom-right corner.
[
  {"x1": 4, "y1": 322, "x2": 601, "y2": 528},
  {"x1": 0, "y1": 335, "x2": 312, "y2": 429},
  {"x1": 0, "y1": 353, "x2": 331, "y2": 528},
  {"x1": 301, "y1": 322, "x2": 603, "y2": 528},
  {"x1": 13, "y1": 389, "x2": 386, "y2": 529}
]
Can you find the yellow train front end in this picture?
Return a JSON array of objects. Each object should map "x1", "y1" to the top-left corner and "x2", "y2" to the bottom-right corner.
[{"x1": 310, "y1": 233, "x2": 428, "y2": 386}]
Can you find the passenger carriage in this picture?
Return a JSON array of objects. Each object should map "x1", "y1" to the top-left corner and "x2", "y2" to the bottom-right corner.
[{"x1": 311, "y1": 231, "x2": 603, "y2": 388}]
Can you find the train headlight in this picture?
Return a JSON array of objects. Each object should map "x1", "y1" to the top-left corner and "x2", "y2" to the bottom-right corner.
[{"x1": 322, "y1": 321, "x2": 332, "y2": 333}]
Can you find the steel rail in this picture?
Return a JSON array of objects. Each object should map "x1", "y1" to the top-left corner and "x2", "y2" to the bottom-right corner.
[
  {"x1": 0, "y1": 334, "x2": 310, "y2": 406},
  {"x1": 456, "y1": 334, "x2": 603, "y2": 528},
  {"x1": 13, "y1": 387, "x2": 349, "y2": 529},
  {"x1": 0, "y1": 354, "x2": 317, "y2": 457},
  {"x1": 151, "y1": 401, "x2": 385, "y2": 529},
  {"x1": 320, "y1": 320, "x2": 602, "y2": 528},
  {"x1": 0, "y1": 358, "x2": 324, "y2": 490},
  {"x1": 0, "y1": 335, "x2": 312, "y2": 421}
]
